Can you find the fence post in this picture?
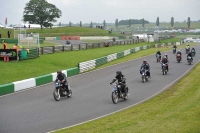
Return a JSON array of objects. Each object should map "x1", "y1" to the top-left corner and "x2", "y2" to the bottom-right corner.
[
  {"x1": 62, "y1": 46, "x2": 64, "y2": 52},
  {"x1": 92, "y1": 43, "x2": 94, "y2": 48},
  {"x1": 52, "y1": 46, "x2": 55, "y2": 53},
  {"x1": 79, "y1": 44, "x2": 81, "y2": 50},
  {"x1": 86, "y1": 43, "x2": 88, "y2": 49},
  {"x1": 41, "y1": 47, "x2": 44, "y2": 54},
  {"x1": 71, "y1": 44, "x2": 73, "y2": 51}
]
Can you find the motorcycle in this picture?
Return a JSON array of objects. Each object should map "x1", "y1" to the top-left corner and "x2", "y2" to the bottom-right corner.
[
  {"x1": 187, "y1": 56, "x2": 192, "y2": 65},
  {"x1": 53, "y1": 81, "x2": 72, "y2": 101},
  {"x1": 141, "y1": 69, "x2": 149, "y2": 83},
  {"x1": 173, "y1": 48, "x2": 176, "y2": 54},
  {"x1": 111, "y1": 82, "x2": 128, "y2": 104},
  {"x1": 156, "y1": 54, "x2": 161, "y2": 63},
  {"x1": 162, "y1": 63, "x2": 168, "y2": 75},
  {"x1": 191, "y1": 50, "x2": 195, "y2": 57},
  {"x1": 176, "y1": 54, "x2": 181, "y2": 63}
]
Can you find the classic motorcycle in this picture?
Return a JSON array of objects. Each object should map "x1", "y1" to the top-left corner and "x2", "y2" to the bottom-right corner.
[
  {"x1": 173, "y1": 48, "x2": 176, "y2": 54},
  {"x1": 187, "y1": 56, "x2": 192, "y2": 65},
  {"x1": 111, "y1": 82, "x2": 128, "y2": 104},
  {"x1": 191, "y1": 49, "x2": 195, "y2": 57},
  {"x1": 176, "y1": 54, "x2": 181, "y2": 63},
  {"x1": 162, "y1": 63, "x2": 168, "y2": 75},
  {"x1": 156, "y1": 54, "x2": 161, "y2": 63},
  {"x1": 53, "y1": 81, "x2": 72, "y2": 101},
  {"x1": 141, "y1": 68, "x2": 149, "y2": 83}
]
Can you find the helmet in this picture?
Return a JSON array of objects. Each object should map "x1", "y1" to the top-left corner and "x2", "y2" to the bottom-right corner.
[
  {"x1": 158, "y1": 51, "x2": 160, "y2": 53},
  {"x1": 143, "y1": 59, "x2": 147, "y2": 64},
  {"x1": 116, "y1": 71, "x2": 122, "y2": 75},
  {"x1": 178, "y1": 50, "x2": 180, "y2": 52},
  {"x1": 192, "y1": 47, "x2": 194, "y2": 49},
  {"x1": 57, "y1": 70, "x2": 62, "y2": 75},
  {"x1": 187, "y1": 44, "x2": 189, "y2": 46}
]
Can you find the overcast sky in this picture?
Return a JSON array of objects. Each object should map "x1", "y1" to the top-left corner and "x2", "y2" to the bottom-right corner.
[{"x1": 0, "y1": 0, "x2": 199, "y2": 25}]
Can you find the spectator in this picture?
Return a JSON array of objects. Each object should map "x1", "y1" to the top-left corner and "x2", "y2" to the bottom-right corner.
[
  {"x1": 8, "y1": 30, "x2": 11, "y2": 38},
  {"x1": 29, "y1": 24, "x2": 31, "y2": 29},
  {"x1": 2, "y1": 40, "x2": 8, "y2": 49},
  {"x1": 0, "y1": 31, "x2": 1, "y2": 38}
]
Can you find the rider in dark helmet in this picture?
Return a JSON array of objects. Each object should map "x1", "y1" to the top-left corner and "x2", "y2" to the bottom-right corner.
[
  {"x1": 54, "y1": 70, "x2": 69, "y2": 92},
  {"x1": 156, "y1": 51, "x2": 161, "y2": 60},
  {"x1": 110, "y1": 71, "x2": 128, "y2": 96},
  {"x1": 187, "y1": 52, "x2": 193, "y2": 60},
  {"x1": 176, "y1": 50, "x2": 182, "y2": 61},
  {"x1": 140, "y1": 59, "x2": 151, "y2": 78}
]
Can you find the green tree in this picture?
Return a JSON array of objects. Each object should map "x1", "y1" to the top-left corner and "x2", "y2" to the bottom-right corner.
[
  {"x1": 115, "y1": 19, "x2": 118, "y2": 29},
  {"x1": 69, "y1": 21, "x2": 72, "y2": 27},
  {"x1": 129, "y1": 19, "x2": 131, "y2": 27},
  {"x1": 156, "y1": 17, "x2": 159, "y2": 27},
  {"x1": 171, "y1": 17, "x2": 174, "y2": 28},
  {"x1": 103, "y1": 20, "x2": 106, "y2": 28},
  {"x1": 90, "y1": 21, "x2": 93, "y2": 28},
  {"x1": 187, "y1": 17, "x2": 191, "y2": 28},
  {"x1": 58, "y1": 22, "x2": 61, "y2": 26},
  {"x1": 80, "y1": 21, "x2": 82, "y2": 27},
  {"x1": 142, "y1": 18, "x2": 145, "y2": 27},
  {"x1": 23, "y1": 0, "x2": 62, "y2": 29}
]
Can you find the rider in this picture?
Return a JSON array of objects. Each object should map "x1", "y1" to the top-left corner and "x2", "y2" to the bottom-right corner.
[
  {"x1": 140, "y1": 59, "x2": 151, "y2": 78},
  {"x1": 173, "y1": 44, "x2": 177, "y2": 52},
  {"x1": 162, "y1": 54, "x2": 168, "y2": 60},
  {"x1": 187, "y1": 52, "x2": 193, "y2": 61},
  {"x1": 186, "y1": 44, "x2": 190, "y2": 52},
  {"x1": 161, "y1": 56, "x2": 169, "y2": 71},
  {"x1": 110, "y1": 71, "x2": 128, "y2": 96},
  {"x1": 191, "y1": 47, "x2": 196, "y2": 55},
  {"x1": 156, "y1": 51, "x2": 161, "y2": 60},
  {"x1": 54, "y1": 70, "x2": 69, "y2": 93},
  {"x1": 176, "y1": 50, "x2": 182, "y2": 60}
]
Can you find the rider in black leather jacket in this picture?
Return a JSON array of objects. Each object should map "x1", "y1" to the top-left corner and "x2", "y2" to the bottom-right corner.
[{"x1": 110, "y1": 71, "x2": 128, "y2": 96}]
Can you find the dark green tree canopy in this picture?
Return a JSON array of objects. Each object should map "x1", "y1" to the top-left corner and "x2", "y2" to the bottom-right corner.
[
  {"x1": 171, "y1": 17, "x2": 174, "y2": 27},
  {"x1": 118, "y1": 19, "x2": 149, "y2": 25},
  {"x1": 156, "y1": 17, "x2": 159, "y2": 27},
  {"x1": 23, "y1": 0, "x2": 62, "y2": 29}
]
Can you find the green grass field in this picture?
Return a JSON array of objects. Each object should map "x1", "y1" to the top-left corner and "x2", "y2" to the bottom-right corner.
[
  {"x1": 54, "y1": 62, "x2": 200, "y2": 133},
  {"x1": 0, "y1": 42, "x2": 152, "y2": 85},
  {"x1": 0, "y1": 27, "x2": 121, "y2": 38}
]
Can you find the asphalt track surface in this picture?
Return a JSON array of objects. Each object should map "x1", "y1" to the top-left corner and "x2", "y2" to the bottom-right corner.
[{"x1": 0, "y1": 44, "x2": 199, "y2": 133}]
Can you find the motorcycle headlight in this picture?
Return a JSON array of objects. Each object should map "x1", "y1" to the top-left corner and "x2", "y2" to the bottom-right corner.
[
  {"x1": 55, "y1": 83, "x2": 59, "y2": 87},
  {"x1": 118, "y1": 85, "x2": 121, "y2": 88}
]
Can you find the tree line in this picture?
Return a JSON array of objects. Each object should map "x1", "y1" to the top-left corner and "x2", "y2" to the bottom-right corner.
[{"x1": 22, "y1": 0, "x2": 192, "y2": 29}]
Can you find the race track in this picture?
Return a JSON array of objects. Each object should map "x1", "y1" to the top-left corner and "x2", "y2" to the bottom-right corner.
[{"x1": 0, "y1": 44, "x2": 199, "y2": 133}]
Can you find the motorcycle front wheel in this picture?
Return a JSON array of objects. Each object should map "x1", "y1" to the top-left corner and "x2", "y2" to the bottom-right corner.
[
  {"x1": 111, "y1": 91, "x2": 118, "y2": 104},
  {"x1": 53, "y1": 89, "x2": 61, "y2": 101}
]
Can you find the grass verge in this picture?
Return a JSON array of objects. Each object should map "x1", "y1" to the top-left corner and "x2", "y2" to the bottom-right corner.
[
  {"x1": 53, "y1": 62, "x2": 200, "y2": 133},
  {"x1": 0, "y1": 42, "x2": 196, "y2": 85}
]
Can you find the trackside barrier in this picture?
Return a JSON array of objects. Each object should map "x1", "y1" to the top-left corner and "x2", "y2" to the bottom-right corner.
[
  {"x1": 155, "y1": 42, "x2": 183, "y2": 48},
  {"x1": 0, "y1": 67, "x2": 79, "y2": 96},
  {"x1": 78, "y1": 45, "x2": 149, "y2": 73}
]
